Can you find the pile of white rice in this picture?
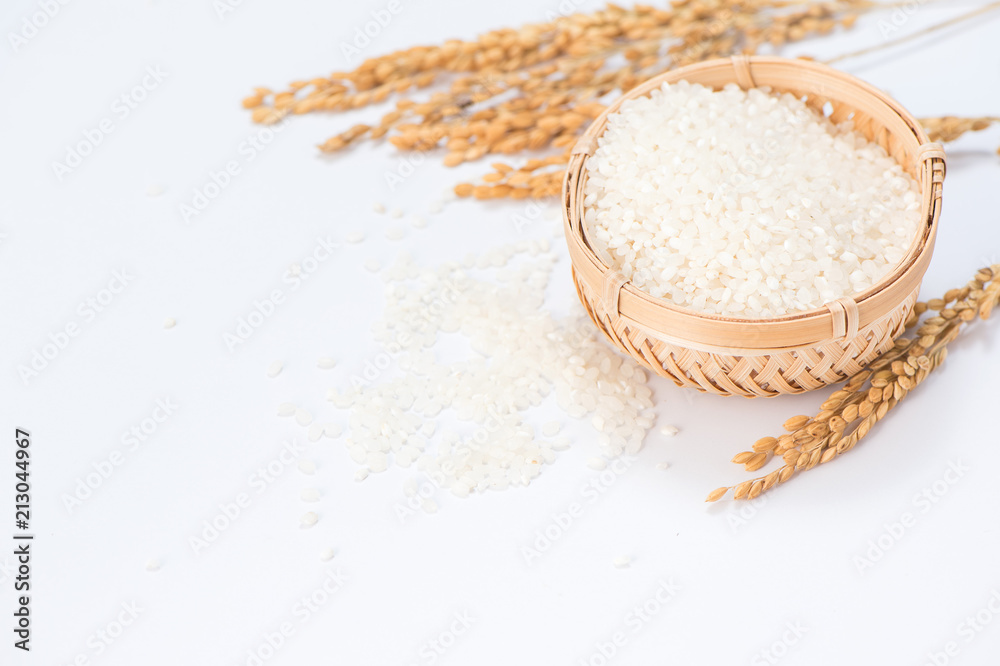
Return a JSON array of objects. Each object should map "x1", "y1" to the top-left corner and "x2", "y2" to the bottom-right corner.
[
  {"x1": 315, "y1": 242, "x2": 658, "y2": 501},
  {"x1": 582, "y1": 80, "x2": 922, "y2": 318}
]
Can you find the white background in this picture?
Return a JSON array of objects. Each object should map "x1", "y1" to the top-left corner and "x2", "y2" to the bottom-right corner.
[{"x1": 2, "y1": 1, "x2": 1000, "y2": 665}]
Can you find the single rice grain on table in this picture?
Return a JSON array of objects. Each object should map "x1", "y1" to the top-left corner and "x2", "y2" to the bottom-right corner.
[
  {"x1": 295, "y1": 409, "x2": 313, "y2": 426},
  {"x1": 300, "y1": 511, "x2": 318, "y2": 528}
]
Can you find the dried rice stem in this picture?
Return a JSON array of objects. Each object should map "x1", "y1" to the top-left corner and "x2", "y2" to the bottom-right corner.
[
  {"x1": 708, "y1": 263, "x2": 1000, "y2": 502},
  {"x1": 247, "y1": 0, "x2": 876, "y2": 200},
  {"x1": 824, "y1": 1, "x2": 1000, "y2": 66},
  {"x1": 921, "y1": 117, "x2": 1000, "y2": 143},
  {"x1": 920, "y1": 117, "x2": 1000, "y2": 155}
]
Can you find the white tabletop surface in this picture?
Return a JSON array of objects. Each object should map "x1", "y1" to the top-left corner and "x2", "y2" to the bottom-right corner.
[{"x1": 3, "y1": 1, "x2": 1000, "y2": 664}]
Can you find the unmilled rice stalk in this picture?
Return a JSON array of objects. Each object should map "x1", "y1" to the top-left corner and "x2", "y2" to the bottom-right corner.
[
  {"x1": 708, "y1": 264, "x2": 1000, "y2": 502},
  {"x1": 245, "y1": 0, "x2": 875, "y2": 199},
  {"x1": 920, "y1": 117, "x2": 1000, "y2": 154},
  {"x1": 246, "y1": 2, "x2": 1000, "y2": 197}
]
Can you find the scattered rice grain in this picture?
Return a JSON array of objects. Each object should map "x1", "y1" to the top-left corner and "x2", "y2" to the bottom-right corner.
[
  {"x1": 300, "y1": 511, "x2": 318, "y2": 527},
  {"x1": 587, "y1": 457, "x2": 608, "y2": 471}
]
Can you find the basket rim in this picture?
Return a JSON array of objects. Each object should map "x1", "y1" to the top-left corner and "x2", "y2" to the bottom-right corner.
[{"x1": 562, "y1": 55, "x2": 944, "y2": 353}]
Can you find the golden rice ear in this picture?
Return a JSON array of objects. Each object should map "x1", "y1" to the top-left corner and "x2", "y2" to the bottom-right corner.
[
  {"x1": 715, "y1": 262, "x2": 1000, "y2": 502},
  {"x1": 247, "y1": 0, "x2": 878, "y2": 201},
  {"x1": 705, "y1": 487, "x2": 729, "y2": 503},
  {"x1": 920, "y1": 117, "x2": 1000, "y2": 143}
]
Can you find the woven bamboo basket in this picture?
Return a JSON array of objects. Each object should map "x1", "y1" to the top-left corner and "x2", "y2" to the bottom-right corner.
[{"x1": 563, "y1": 55, "x2": 946, "y2": 398}]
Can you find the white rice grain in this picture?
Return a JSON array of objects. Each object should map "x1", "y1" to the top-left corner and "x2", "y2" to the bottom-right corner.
[
  {"x1": 300, "y1": 511, "x2": 318, "y2": 527},
  {"x1": 583, "y1": 81, "x2": 922, "y2": 318}
]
